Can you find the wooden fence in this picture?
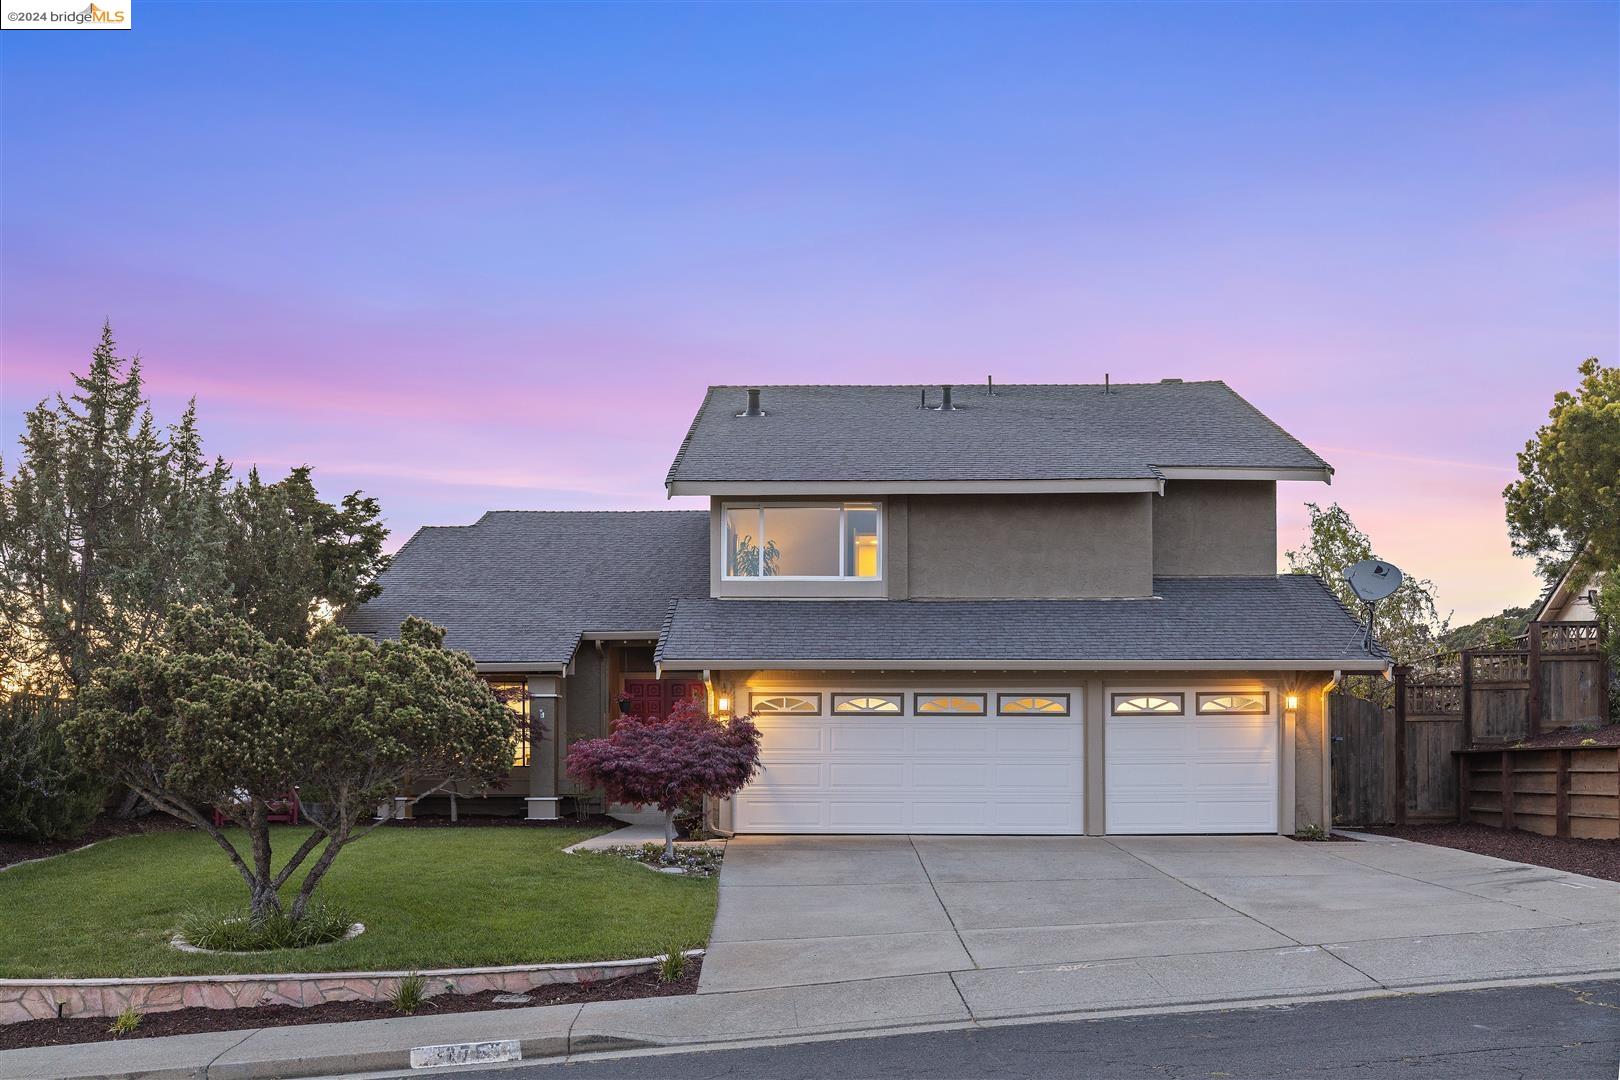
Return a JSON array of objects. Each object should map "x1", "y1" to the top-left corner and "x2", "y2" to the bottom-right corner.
[
  {"x1": 1330, "y1": 620, "x2": 1610, "y2": 826},
  {"x1": 1459, "y1": 746, "x2": 1620, "y2": 839}
]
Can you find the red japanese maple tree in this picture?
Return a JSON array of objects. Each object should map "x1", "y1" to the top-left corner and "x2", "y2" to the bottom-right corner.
[{"x1": 565, "y1": 700, "x2": 761, "y2": 859}]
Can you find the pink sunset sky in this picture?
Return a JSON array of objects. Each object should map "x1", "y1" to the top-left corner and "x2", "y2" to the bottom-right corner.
[{"x1": 2, "y1": 3, "x2": 1616, "y2": 623}]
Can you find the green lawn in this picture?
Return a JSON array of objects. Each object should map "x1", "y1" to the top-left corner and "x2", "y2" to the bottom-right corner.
[{"x1": 0, "y1": 825, "x2": 718, "y2": 978}]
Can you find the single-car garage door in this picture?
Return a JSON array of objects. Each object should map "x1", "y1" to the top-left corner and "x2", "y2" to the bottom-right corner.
[
  {"x1": 732, "y1": 688, "x2": 1084, "y2": 834},
  {"x1": 1105, "y1": 687, "x2": 1279, "y2": 834}
]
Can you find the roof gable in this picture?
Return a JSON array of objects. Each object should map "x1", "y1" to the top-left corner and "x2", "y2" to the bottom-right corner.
[
  {"x1": 666, "y1": 381, "x2": 1331, "y2": 493},
  {"x1": 343, "y1": 510, "x2": 710, "y2": 667}
]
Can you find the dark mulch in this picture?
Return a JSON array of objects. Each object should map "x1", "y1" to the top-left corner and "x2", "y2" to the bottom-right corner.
[
  {"x1": 1287, "y1": 832, "x2": 1354, "y2": 843},
  {"x1": 1470, "y1": 724, "x2": 1620, "y2": 751},
  {"x1": 0, "y1": 957, "x2": 701, "y2": 1050},
  {"x1": 0, "y1": 813, "x2": 193, "y2": 871},
  {"x1": 1362, "y1": 823, "x2": 1620, "y2": 882}
]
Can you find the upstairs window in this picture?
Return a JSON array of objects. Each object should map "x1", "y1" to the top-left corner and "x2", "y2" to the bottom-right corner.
[{"x1": 724, "y1": 503, "x2": 881, "y2": 579}]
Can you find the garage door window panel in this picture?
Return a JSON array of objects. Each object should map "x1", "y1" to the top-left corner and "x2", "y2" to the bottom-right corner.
[
  {"x1": 998, "y1": 693, "x2": 1070, "y2": 716},
  {"x1": 832, "y1": 693, "x2": 903, "y2": 715},
  {"x1": 750, "y1": 693, "x2": 821, "y2": 715},
  {"x1": 1196, "y1": 692, "x2": 1269, "y2": 715},
  {"x1": 1111, "y1": 692, "x2": 1184, "y2": 716},
  {"x1": 915, "y1": 693, "x2": 987, "y2": 715}
]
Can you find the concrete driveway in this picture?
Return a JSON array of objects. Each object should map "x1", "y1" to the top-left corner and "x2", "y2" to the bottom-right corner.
[{"x1": 699, "y1": 834, "x2": 1620, "y2": 1017}]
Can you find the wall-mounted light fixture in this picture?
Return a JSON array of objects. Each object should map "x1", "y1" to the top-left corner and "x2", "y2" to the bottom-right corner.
[
  {"x1": 715, "y1": 694, "x2": 733, "y2": 718},
  {"x1": 1285, "y1": 693, "x2": 1300, "y2": 712}
]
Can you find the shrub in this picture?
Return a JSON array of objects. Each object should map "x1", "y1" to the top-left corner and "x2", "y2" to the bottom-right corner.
[
  {"x1": 566, "y1": 701, "x2": 761, "y2": 859},
  {"x1": 0, "y1": 694, "x2": 105, "y2": 843},
  {"x1": 659, "y1": 946, "x2": 687, "y2": 983},
  {"x1": 391, "y1": 973, "x2": 426, "y2": 1013},
  {"x1": 107, "y1": 1007, "x2": 141, "y2": 1036},
  {"x1": 177, "y1": 903, "x2": 352, "y2": 952},
  {"x1": 69, "y1": 609, "x2": 515, "y2": 925}
]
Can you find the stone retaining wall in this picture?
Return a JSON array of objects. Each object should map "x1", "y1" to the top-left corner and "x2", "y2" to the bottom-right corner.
[{"x1": 0, "y1": 954, "x2": 697, "y2": 1024}]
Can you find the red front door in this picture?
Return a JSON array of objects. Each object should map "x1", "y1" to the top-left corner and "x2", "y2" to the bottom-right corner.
[{"x1": 622, "y1": 679, "x2": 706, "y2": 717}]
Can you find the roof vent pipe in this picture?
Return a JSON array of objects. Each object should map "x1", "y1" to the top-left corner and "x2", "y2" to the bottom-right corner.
[
  {"x1": 742, "y1": 387, "x2": 764, "y2": 417},
  {"x1": 940, "y1": 384, "x2": 957, "y2": 411}
]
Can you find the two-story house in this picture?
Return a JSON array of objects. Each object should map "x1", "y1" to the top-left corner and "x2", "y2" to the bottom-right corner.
[{"x1": 345, "y1": 380, "x2": 1388, "y2": 835}]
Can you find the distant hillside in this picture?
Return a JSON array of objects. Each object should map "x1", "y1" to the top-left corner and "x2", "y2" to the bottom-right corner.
[{"x1": 1439, "y1": 605, "x2": 1534, "y2": 651}]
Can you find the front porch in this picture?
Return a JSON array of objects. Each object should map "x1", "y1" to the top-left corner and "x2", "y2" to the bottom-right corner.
[{"x1": 397, "y1": 639, "x2": 707, "y2": 821}]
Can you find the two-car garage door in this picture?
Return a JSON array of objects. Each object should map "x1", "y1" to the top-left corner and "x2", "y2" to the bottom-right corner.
[
  {"x1": 731, "y1": 686, "x2": 1279, "y2": 835},
  {"x1": 732, "y1": 689, "x2": 1085, "y2": 834}
]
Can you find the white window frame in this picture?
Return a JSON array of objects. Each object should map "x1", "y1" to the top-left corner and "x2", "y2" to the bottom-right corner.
[{"x1": 721, "y1": 501, "x2": 884, "y2": 582}]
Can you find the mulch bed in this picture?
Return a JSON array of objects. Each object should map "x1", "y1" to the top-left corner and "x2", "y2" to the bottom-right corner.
[
  {"x1": 1361, "y1": 823, "x2": 1620, "y2": 882},
  {"x1": 0, "y1": 958, "x2": 702, "y2": 1050},
  {"x1": 1471, "y1": 724, "x2": 1620, "y2": 751},
  {"x1": 0, "y1": 813, "x2": 193, "y2": 871}
]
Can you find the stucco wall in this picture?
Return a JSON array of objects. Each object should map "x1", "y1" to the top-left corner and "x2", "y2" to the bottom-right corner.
[
  {"x1": 1151, "y1": 480, "x2": 1277, "y2": 577},
  {"x1": 562, "y1": 648, "x2": 607, "y2": 795},
  {"x1": 906, "y1": 492, "x2": 1154, "y2": 598},
  {"x1": 1291, "y1": 678, "x2": 1335, "y2": 832}
]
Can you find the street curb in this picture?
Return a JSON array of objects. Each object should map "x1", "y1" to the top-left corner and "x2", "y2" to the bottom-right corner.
[{"x1": 8, "y1": 967, "x2": 1620, "y2": 1080}]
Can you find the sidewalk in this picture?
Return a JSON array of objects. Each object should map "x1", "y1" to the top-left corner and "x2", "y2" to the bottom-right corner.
[{"x1": 6, "y1": 958, "x2": 1620, "y2": 1080}]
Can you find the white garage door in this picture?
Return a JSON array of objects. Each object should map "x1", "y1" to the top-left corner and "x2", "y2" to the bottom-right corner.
[
  {"x1": 732, "y1": 689, "x2": 1084, "y2": 834},
  {"x1": 1105, "y1": 688, "x2": 1279, "y2": 834}
]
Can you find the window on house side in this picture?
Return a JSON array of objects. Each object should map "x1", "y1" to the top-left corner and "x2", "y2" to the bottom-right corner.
[
  {"x1": 1196, "y1": 693, "x2": 1269, "y2": 715},
  {"x1": 1111, "y1": 693, "x2": 1184, "y2": 716},
  {"x1": 998, "y1": 694, "x2": 1070, "y2": 716},
  {"x1": 914, "y1": 693, "x2": 987, "y2": 715},
  {"x1": 833, "y1": 693, "x2": 903, "y2": 714},
  {"x1": 484, "y1": 677, "x2": 531, "y2": 767}
]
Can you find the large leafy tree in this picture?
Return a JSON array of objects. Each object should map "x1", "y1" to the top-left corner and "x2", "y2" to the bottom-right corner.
[
  {"x1": 0, "y1": 326, "x2": 392, "y2": 691},
  {"x1": 224, "y1": 466, "x2": 389, "y2": 644},
  {"x1": 567, "y1": 701, "x2": 761, "y2": 859},
  {"x1": 69, "y1": 610, "x2": 516, "y2": 923},
  {"x1": 1504, "y1": 358, "x2": 1619, "y2": 583},
  {"x1": 0, "y1": 325, "x2": 231, "y2": 690},
  {"x1": 1285, "y1": 502, "x2": 1448, "y2": 667},
  {"x1": 1503, "y1": 358, "x2": 1619, "y2": 716}
]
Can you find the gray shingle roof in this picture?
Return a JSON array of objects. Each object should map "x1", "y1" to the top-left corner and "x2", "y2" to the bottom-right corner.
[
  {"x1": 665, "y1": 382, "x2": 1330, "y2": 487},
  {"x1": 655, "y1": 576, "x2": 1386, "y2": 668},
  {"x1": 344, "y1": 511, "x2": 710, "y2": 666}
]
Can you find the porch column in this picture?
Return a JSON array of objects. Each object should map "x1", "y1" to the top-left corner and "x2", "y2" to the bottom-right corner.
[
  {"x1": 1083, "y1": 678, "x2": 1105, "y2": 835},
  {"x1": 526, "y1": 675, "x2": 562, "y2": 820}
]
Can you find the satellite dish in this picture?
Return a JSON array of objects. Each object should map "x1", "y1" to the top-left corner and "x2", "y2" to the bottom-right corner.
[
  {"x1": 1341, "y1": 559, "x2": 1404, "y2": 656},
  {"x1": 1342, "y1": 559, "x2": 1403, "y2": 603}
]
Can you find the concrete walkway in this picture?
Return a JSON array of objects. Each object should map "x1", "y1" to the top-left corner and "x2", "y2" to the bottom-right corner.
[{"x1": 4, "y1": 835, "x2": 1617, "y2": 1080}]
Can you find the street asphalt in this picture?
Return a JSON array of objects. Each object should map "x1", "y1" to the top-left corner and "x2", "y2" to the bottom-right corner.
[{"x1": 430, "y1": 979, "x2": 1620, "y2": 1080}]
